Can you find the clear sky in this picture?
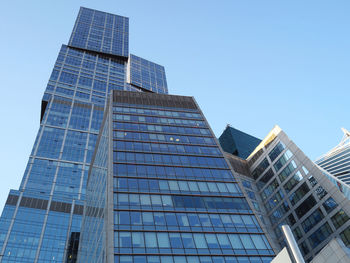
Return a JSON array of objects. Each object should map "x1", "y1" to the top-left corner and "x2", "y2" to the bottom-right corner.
[{"x1": 0, "y1": 0, "x2": 349, "y2": 211}]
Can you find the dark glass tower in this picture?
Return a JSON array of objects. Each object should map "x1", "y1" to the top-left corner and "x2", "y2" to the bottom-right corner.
[
  {"x1": 0, "y1": 7, "x2": 167, "y2": 263},
  {"x1": 219, "y1": 126, "x2": 261, "y2": 159},
  {"x1": 0, "y1": 7, "x2": 274, "y2": 263}
]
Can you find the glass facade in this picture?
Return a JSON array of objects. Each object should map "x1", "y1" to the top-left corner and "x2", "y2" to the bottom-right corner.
[
  {"x1": 69, "y1": 7, "x2": 129, "y2": 58},
  {"x1": 219, "y1": 126, "x2": 261, "y2": 159},
  {"x1": 0, "y1": 7, "x2": 168, "y2": 263},
  {"x1": 78, "y1": 91, "x2": 274, "y2": 263},
  {"x1": 316, "y1": 128, "x2": 350, "y2": 185},
  {"x1": 128, "y1": 54, "x2": 168, "y2": 94}
]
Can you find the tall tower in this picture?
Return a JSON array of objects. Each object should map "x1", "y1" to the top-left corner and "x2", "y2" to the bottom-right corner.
[
  {"x1": 0, "y1": 7, "x2": 167, "y2": 263},
  {"x1": 316, "y1": 128, "x2": 350, "y2": 185},
  {"x1": 0, "y1": 7, "x2": 275, "y2": 263}
]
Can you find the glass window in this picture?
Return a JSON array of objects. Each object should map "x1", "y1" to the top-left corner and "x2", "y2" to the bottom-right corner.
[
  {"x1": 228, "y1": 234, "x2": 243, "y2": 249},
  {"x1": 120, "y1": 232, "x2": 132, "y2": 247},
  {"x1": 268, "y1": 142, "x2": 285, "y2": 162},
  {"x1": 145, "y1": 232, "x2": 157, "y2": 248},
  {"x1": 293, "y1": 226, "x2": 303, "y2": 240},
  {"x1": 289, "y1": 182, "x2": 310, "y2": 206},
  {"x1": 315, "y1": 186, "x2": 327, "y2": 200},
  {"x1": 132, "y1": 232, "x2": 144, "y2": 247},
  {"x1": 283, "y1": 171, "x2": 303, "y2": 193},
  {"x1": 142, "y1": 212, "x2": 153, "y2": 225},
  {"x1": 273, "y1": 150, "x2": 292, "y2": 172},
  {"x1": 193, "y1": 234, "x2": 208, "y2": 248},
  {"x1": 308, "y1": 175, "x2": 317, "y2": 187},
  {"x1": 278, "y1": 160, "x2": 297, "y2": 182},
  {"x1": 340, "y1": 226, "x2": 350, "y2": 246},
  {"x1": 308, "y1": 222, "x2": 333, "y2": 248},
  {"x1": 331, "y1": 210, "x2": 349, "y2": 229},
  {"x1": 169, "y1": 233, "x2": 183, "y2": 248},
  {"x1": 295, "y1": 195, "x2": 316, "y2": 219},
  {"x1": 252, "y1": 158, "x2": 269, "y2": 179},
  {"x1": 157, "y1": 233, "x2": 170, "y2": 248},
  {"x1": 177, "y1": 214, "x2": 189, "y2": 227},
  {"x1": 257, "y1": 169, "x2": 274, "y2": 189},
  {"x1": 251, "y1": 235, "x2": 267, "y2": 249},
  {"x1": 217, "y1": 234, "x2": 231, "y2": 249},
  {"x1": 301, "y1": 209, "x2": 324, "y2": 233},
  {"x1": 239, "y1": 235, "x2": 255, "y2": 249},
  {"x1": 181, "y1": 233, "x2": 195, "y2": 248},
  {"x1": 323, "y1": 197, "x2": 338, "y2": 213},
  {"x1": 205, "y1": 234, "x2": 219, "y2": 248}
]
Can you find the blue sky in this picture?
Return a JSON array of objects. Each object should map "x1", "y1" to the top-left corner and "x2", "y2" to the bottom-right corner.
[{"x1": 0, "y1": 0, "x2": 349, "y2": 210}]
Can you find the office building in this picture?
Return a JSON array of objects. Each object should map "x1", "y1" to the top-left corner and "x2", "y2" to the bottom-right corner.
[
  {"x1": 0, "y1": 7, "x2": 275, "y2": 263},
  {"x1": 222, "y1": 125, "x2": 350, "y2": 262},
  {"x1": 316, "y1": 128, "x2": 350, "y2": 185},
  {"x1": 78, "y1": 90, "x2": 275, "y2": 262}
]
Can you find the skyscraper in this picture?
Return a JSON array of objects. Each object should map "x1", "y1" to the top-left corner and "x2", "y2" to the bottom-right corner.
[
  {"x1": 316, "y1": 128, "x2": 350, "y2": 185},
  {"x1": 0, "y1": 6, "x2": 275, "y2": 263},
  {"x1": 78, "y1": 91, "x2": 275, "y2": 262},
  {"x1": 0, "y1": 7, "x2": 167, "y2": 263}
]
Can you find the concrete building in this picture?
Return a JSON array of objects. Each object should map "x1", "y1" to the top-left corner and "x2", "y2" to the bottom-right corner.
[{"x1": 221, "y1": 125, "x2": 350, "y2": 262}]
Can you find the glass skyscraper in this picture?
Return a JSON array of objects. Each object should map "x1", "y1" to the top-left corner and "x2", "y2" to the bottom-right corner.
[
  {"x1": 0, "y1": 7, "x2": 167, "y2": 263},
  {"x1": 316, "y1": 128, "x2": 350, "y2": 185},
  {"x1": 78, "y1": 91, "x2": 275, "y2": 263},
  {"x1": 0, "y1": 7, "x2": 274, "y2": 263}
]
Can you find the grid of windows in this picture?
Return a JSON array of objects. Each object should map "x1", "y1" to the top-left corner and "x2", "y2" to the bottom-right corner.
[
  {"x1": 69, "y1": 7, "x2": 129, "y2": 57},
  {"x1": 129, "y1": 54, "x2": 168, "y2": 94},
  {"x1": 78, "y1": 95, "x2": 274, "y2": 262}
]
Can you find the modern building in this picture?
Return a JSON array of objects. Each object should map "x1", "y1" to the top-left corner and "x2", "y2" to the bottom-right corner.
[
  {"x1": 219, "y1": 125, "x2": 261, "y2": 159},
  {"x1": 0, "y1": 7, "x2": 275, "y2": 263},
  {"x1": 316, "y1": 128, "x2": 350, "y2": 186},
  {"x1": 78, "y1": 90, "x2": 275, "y2": 263},
  {"x1": 222, "y1": 125, "x2": 350, "y2": 262},
  {"x1": 0, "y1": 7, "x2": 167, "y2": 263}
]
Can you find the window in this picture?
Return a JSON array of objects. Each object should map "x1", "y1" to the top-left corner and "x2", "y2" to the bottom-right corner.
[
  {"x1": 331, "y1": 210, "x2": 349, "y2": 229},
  {"x1": 257, "y1": 169, "x2": 274, "y2": 189},
  {"x1": 283, "y1": 171, "x2": 303, "y2": 193},
  {"x1": 295, "y1": 195, "x2": 316, "y2": 219},
  {"x1": 308, "y1": 175, "x2": 318, "y2": 187},
  {"x1": 315, "y1": 186, "x2": 327, "y2": 200},
  {"x1": 323, "y1": 197, "x2": 338, "y2": 213},
  {"x1": 278, "y1": 161, "x2": 297, "y2": 182},
  {"x1": 268, "y1": 142, "x2": 285, "y2": 162},
  {"x1": 289, "y1": 183, "x2": 310, "y2": 206},
  {"x1": 308, "y1": 222, "x2": 333, "y2": 248},
  {"x1": 293, "y1": 226, "x2": 303, "y2": 240},
  {"x1": 273, "y1": 150, "x2": 292, "y2": 172},
  {"x1": 340, "y1": 226, "x2": 350, "y2": 246},
  {"x1": 252, "y1": 158, "x2": 269, "y2": 179},
  {"x1": 301, "y1": 209, "x2": 324, "y2": 233}
]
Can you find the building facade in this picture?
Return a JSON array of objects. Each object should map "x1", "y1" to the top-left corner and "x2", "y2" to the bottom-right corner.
[
  {"x1": 78, "y1": 90, "x2": 275, "y2": 263},
  {"x1": 222, "y1": 125, "x2": 350, "y2": 262},
  {"x1": 316, "y1": 128, "x2": 350, "y2": 186},
  {"x1": 0, "y1": 7, "x2": 167, "y2": 263}
]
